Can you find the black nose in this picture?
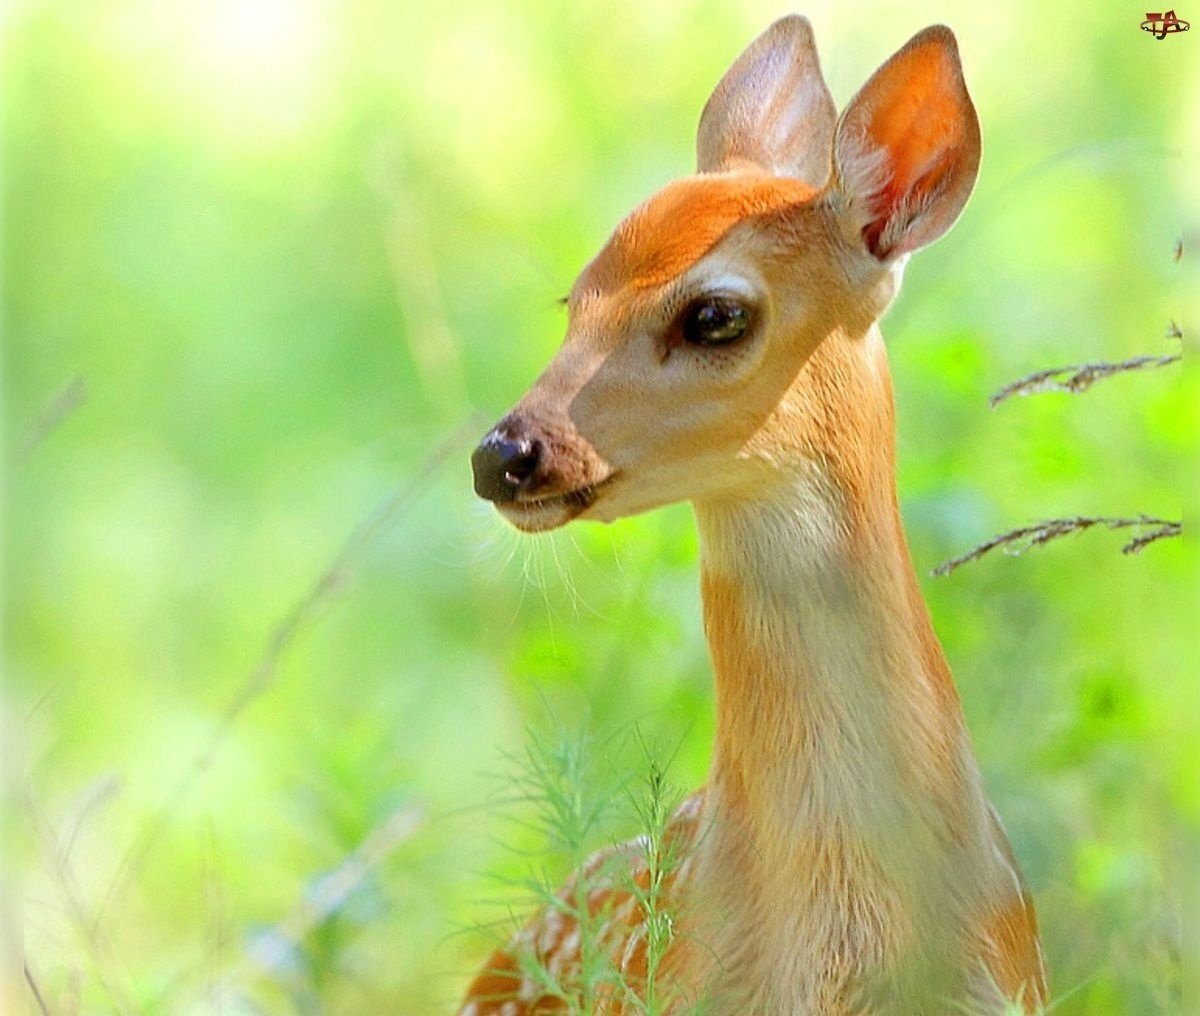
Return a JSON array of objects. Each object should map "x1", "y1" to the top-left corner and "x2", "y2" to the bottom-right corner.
[{"x1": 471, "y1": 428, "x2": 542, "y2": 503}]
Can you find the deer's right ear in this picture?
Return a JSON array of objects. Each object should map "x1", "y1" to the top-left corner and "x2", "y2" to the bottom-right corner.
[
  {"x1": 831, "y1": 26, "x2": 981, "y2": 261},
  {"x1": 696, "y1": 15, "x2": 836, "y2": 187}
]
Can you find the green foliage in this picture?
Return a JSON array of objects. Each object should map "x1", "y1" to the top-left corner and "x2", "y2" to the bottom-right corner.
[
  {"x1": 465, "y1": 723, "x2": 690, "y2": 1014},
  {"x1": 5, "y1": 1, "x2": 1193, "y2": 1013}
]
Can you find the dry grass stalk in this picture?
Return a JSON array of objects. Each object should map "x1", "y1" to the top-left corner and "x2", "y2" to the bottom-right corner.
[
  {"x1": 23, "y1": 962, "x2": 51, "y2": 1016},
  {"x1": 16, "y1": 375, "x2": 88, "y2": 466},
  {"x1": 989, "y1": 352, "x2": 1181, "y2": 407},
  {"x1": 932, "y1": 514, "x2": 1182, "y2": 577},
  {"x1": 24, "y1": 792, "x2": 144, "y2": 1015}
]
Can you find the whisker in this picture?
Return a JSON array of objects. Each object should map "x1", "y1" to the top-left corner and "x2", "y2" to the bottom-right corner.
[
  {"x1": 562, "y1": 530, "x2": 612, "y2": 623},
  {"x1": 531, "y1": 539, "x2": 558, "y2": 654},
  {"x1": 547, "y1": 533, "x2": 581, "y2": 622}
]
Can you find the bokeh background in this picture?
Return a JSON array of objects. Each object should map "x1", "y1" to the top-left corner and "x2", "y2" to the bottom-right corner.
[{"x1": 5, "y1": 0, "x2": 1196, "y2": 1012}]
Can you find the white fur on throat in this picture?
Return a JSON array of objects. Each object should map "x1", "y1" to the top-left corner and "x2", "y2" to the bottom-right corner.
[{"x1": 688, "y1": 471, "x2": 1013, "y2": 1013}]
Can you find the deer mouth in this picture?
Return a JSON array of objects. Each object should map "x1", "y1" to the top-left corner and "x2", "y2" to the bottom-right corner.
[{"x1": 496, "y1": 476, "x2": 616, "y2": 533}]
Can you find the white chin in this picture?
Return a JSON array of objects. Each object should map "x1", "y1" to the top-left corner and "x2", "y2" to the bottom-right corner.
[{"x1": 496, "y1": 499, "x2": 581, "y2": 533}]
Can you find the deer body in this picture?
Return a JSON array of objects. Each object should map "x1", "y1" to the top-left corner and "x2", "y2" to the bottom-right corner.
[{"x1": 464, "y1": 16, "x2": 1045, "y2": 1013}]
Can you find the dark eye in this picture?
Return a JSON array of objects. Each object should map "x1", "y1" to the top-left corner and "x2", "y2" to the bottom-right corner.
[{"x1": 680, "y1": 297, "x2": 751, "y2": 347}]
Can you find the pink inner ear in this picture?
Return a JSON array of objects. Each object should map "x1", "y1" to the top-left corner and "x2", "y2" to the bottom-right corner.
[{"x1": 857, "y1": 40, "x2": 968, "y2": 257}]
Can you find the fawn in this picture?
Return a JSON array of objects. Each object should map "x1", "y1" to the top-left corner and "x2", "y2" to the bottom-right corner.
[{"x1": 464, "y1": 16, "x2": 1046, "y2": 1015}]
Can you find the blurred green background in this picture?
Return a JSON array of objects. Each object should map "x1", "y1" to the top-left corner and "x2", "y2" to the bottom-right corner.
[{"x1": 4, "y1": 0, "x2": 1195, "y2": 1012}]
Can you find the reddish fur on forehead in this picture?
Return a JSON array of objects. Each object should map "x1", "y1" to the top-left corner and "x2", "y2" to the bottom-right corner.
[{"x1": 580, "y1": 173, "x2": 817, "y2": 294}]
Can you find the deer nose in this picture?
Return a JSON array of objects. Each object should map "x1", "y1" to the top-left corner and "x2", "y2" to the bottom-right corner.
[{"x1": 471, "y1": 427, "x2": 542, "y2": 503}]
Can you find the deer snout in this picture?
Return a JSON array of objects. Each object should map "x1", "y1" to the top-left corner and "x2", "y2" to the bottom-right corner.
[{"x1": 471, "y1": 420, "x2": 543, "y2": 503}]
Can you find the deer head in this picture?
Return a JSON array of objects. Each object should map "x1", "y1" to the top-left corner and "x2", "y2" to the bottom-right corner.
[{"x1": 471, "y1": 16, "x2": 980, "y2": 534}]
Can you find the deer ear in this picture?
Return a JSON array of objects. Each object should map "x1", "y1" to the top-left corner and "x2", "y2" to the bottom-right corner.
[
  {"x1": 696, "y1": 15, "x2": 836, "y2": 187},
  {"x1": 832, "y1": 25, "x2": 981, "y2": 261}
]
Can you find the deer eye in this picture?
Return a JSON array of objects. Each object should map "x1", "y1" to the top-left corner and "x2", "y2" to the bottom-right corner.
[{"x1": 680, "y1": 296, "x2": 751, "y2": 347}]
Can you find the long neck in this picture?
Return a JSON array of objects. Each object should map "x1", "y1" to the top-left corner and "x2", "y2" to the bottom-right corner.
[
  {"x1": 696, "y1": 478, "x2": 975, "y2": 837},
  {"x1": 693, "y1": 327, "x2": 992, "y2": 917}
]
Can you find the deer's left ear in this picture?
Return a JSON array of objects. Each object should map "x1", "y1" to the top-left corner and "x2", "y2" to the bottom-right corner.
[
  {"x1": 696, "y1": 15, "x2": 836, "y2": 187},
  {"x1": 832, "y1": 26, "x2": 981, "y2": 261}
]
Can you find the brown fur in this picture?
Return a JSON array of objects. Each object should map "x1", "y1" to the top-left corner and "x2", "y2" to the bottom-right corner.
[
  {"x1": 576, "y1": 174, "x2": 816, "y2": 298},
  {"x1": 465, "y1": 17, "x2": 1045, "y2": 1014}
]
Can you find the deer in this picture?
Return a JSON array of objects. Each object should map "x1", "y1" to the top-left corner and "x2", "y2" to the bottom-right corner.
[{"x1": 462, "y1": 15, "x2": 1046, "y2": 1015}]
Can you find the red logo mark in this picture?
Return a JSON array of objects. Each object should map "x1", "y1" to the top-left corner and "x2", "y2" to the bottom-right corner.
[{"x1": 1142, "y1": 10, "x2": 1191, "y2": 37}]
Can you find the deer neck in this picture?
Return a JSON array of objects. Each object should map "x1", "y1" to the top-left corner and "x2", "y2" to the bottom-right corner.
[{"x1": 691, "y1": 327, "x2": 995, "y2": 944}]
